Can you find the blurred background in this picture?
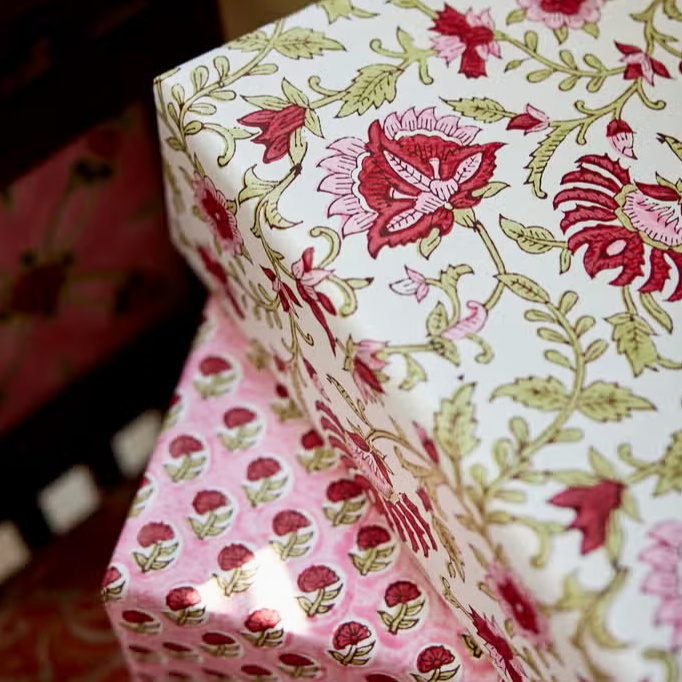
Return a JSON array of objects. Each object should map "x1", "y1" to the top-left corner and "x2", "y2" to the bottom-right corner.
[{"x1": 0, "y1": 1, "x2": 309, "y2": 680}]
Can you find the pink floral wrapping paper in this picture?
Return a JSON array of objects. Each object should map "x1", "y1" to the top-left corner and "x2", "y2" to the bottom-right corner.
[
  {"x1": 152, "y1": 2, "x2": 682, "y2": 681},
  {"x1": 0, "y1": 103, "x2": 186, "y2": 434},
  {"x1": 104, "y1": 297, "x2": 499, "y2": 682}
]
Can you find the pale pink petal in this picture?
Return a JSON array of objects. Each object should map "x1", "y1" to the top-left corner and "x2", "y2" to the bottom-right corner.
[
  {"x1": 356, "y1": 340, "x2": 386, "y2": 368},
  {"x1": 526, "y1": 104, "x2": 549, "y2": 123},
  {"x1": 479, "y1": 8, "x2": 495, "y2": 29},
  {"x1": 454, "y1": 153, "x2": 482, "y2": 185},
  {"x1": 639, "y1": 55, "x2": 655, "y2": 85},
  {"x1": 291, "y1": 258, "x2": 304, "y2": 280},
  {"x1": 488, "y1": 40, "x2": 502, "y2": 59},
  {"x1": 405, "y1": 266, "x2": 425, "y2": 284},
  {"x1": 435, "y1": 115, "x2": 462, "y2": 137},
  {"x1": 318, "y1": 173, "x2": 354, "y2": 195},
  {"x1": 416, "y1": 107, "x2": 438, "y2": 131},
  {"x1": 639, "y1": 545, "x2": 679, "y2": 569},
  {"x1": 319, "y1": 155, "x2": 357, "y2": 174},
  {"x1": 389, "y1": 278, "x2": 419, "y2": 297},
  {"x1": 656, "y1": 598, "x2": 682, "y2": 625},
  {"x1": 416, "y1": 283, "x2": 430, "y2": 302},
  {"x1": 651, "y1": 521, "x2": 682, "y2": 550},
  {"x1": 642, "y1": 571, "x2": 679, "y2": 597},
  {"x1": 452, "y1": 125, "x2": 481, "y2": 145},
  {"x1": 430, "y1": 35, "x2": 465, "y2": 65},
  {"x1": 442, "y1": 302, "x2": 488, "y2": 341},
  {"x1": 301, "y1": 269, "x2": 332, "y2": 287},
  {"x1": 400, "y1": 107, "x2": 418, "y2": 132},
  {"x1": 327, "y1": 137, "x2": 366, "y2": 158},
  {"x1": 342, "y1": 211, "x2": 376, "y2": 236},
  {"x1": 566, "y1": 14, "x2": 585, "y2": 29},
  {"x1": 328, "y1": 194, "x2": 362, "y2": 216},
  {"x1": 609, "y1": 133, "x2": 636, "y2": 159},
  {"x1": 383, "y1": 113, "x2": 402, "y2": 140}
]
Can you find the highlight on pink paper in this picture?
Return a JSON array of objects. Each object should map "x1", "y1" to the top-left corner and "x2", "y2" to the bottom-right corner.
[{"x1": 104, "y1": 298, "x2": 498, "y2": 682}]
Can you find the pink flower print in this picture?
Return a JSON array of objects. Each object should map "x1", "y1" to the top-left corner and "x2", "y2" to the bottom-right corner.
[
  {"x1": 215, "y1": 543, "x2": 257, "y2": 598},
  {"x1": 291, "y1": 247, "x2": 337, "y2": 351},
  {"x1": 193, "y1": 490, "x2": 227, "y2": 515},
  {"x1": 389, "y1": 267, "x2": 430, "y2": 302},
  {"x1": 319, "y1": 107, "x2": 500, "y2": 258},
  {"x1": 224, "y1": 407, "x2": 257, "y2": 428},
  {"x1": 303, "y1": 357, "x2": 329, "y2": 400},
  {"x1": 134, "y1": 523, "x2": 178, "y2": 573},
  {"x1": 196, "y1": 244, "x2": 245, "y2": 319},
  {"x1": 441, "y1": 301, "x2": 488, "y2": 341},
  {"x1": 329, "y1": 621, "x2": 375, "y2": 666},
  {"x1": 640, "y1": 520, "x2": 682, "y2": 650},
  {"x1": 518, "y1": 0, "x2": 602, "y2": 30},
  {"x1": 431, "y1": 6, "x2": 501, "y2": 78},
  {"x1": 262, "y1": 267, "x2": 300, "y2": 314},
  {"x1": 220, "y1": 407, "x2": 260, "y2": 452},
  {"x1": 102, "y1": 566, "x2": 121, "y2": 587},
  {"x1": 165, "y1": 586, "x2": 205, "y2": 626},
  {"x1": 348, "y1": 339, "x2": 387, "y2": 403},
  {"x1": 169, "y1": 435, "x2": 203, "y2": 459},
  {"x1": 607, "y1": 119, "x2": 636, "y2": 159},
  {"x1": 242, "y1": 609, "x2": 284, "y2": 647},
  {"x1": 413, "y1": 422, "x2": 439, "y2": 464},
  {"x1": 243, "y1": 457, "x2": 287, "y2": 508},
  {"x1": 166, "y1": 434, "x2": 207, "y2": 483},
  {"x1": 616, "y1": 42, "x2": 671, "y2": 86},
  {"x1": 193, "y1": 173, "x2": 243, "y2": 256},
  {"x1": 506, "y1": 104, "x2": 550, "y2": 134}
]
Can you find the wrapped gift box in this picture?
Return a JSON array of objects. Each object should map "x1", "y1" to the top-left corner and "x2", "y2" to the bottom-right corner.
[
  {"x1": 104, "y1": 298, "x2": 499, "y2": 682},
  {"x1": 153, "y1": 2, "x2": 682, "y2": 681}
]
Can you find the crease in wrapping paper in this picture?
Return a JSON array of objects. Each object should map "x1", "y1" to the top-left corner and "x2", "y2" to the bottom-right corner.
[
  {"x1": 154, "y1": 1, "x2": 682, "y2": 681},
  {"x1": 104, "y1": 297, "x2": 499, "y2": 682}
]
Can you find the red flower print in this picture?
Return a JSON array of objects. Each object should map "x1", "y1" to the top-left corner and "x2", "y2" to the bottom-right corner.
[
  {"x1": 199, "y1": 356, "x2": 232, "y2": 376},
  {"x1": 357, "y1": 525, "x2": 391, "y2": 549},
  {"x1": 554, "y1": 154, "x2": 682, "y2": 300},
  {"x1": 417, "y1": 487, "x2": 434, "y2": 513},
  {"x1": 366, "y1": 676, "x2": 400, "y2": 682},
  {"x1": 304, "y1": 358, "x2": 329, "y2": 400},
  {"x1": 297, "y1": 565, "x2": 339, "y2": 592},
  {"x1": 102, "y1": 566, "x2": 121, "y2": 587},
  {"x1": 128, "y1": 644, "x2": 152, "y2": 655},
  {"x1": 203, "y1": 669, "x2": 232, "y2": 681},
  {"x1": 166, "y1": 586, "x2": 201, "y2": 611},
  {"x1": 301, "y1": 429, "x2": 323, "y2": 449},
  {"x1": 416, "y1": 645, "x2": 455, "y2": 673},
  {"x1": 137, "y1": 522, "x2": 174, "y2": 547},
  {"x1": 193, "y1": 173, "x2": 243, "y2": 255},
  {"x1": 431, "y1": 6, "x2": 500, "y2": 78},
  {"x1": 291, "y1": 247, "x2": 337, "y2": 351},
  {"x1": 244, "y1": 608, "x2": 281, "y2": 632},
  {"x1": 163, "y1": 642, "x2": 193, "y2": 653},
  {"x1": 139, "y1": 474, "x2": 151, "y2": 488},
  {"x1": 275, "y1": 383, "x2": 289, "y2": 398},
  {"x1": 122, "y1": 609, "x2": 154, "y2": 624},
  {"x1": 193, "y1": 490, "x2": 227, "y2": 515},
  {"x1": 384, "y1": 581, "x2": 421, "y2": 606},
  {"x1": 518, "y1": 0, "x2": 602, "y2": 30},
  {"x1": 390, "y1": 266, "x2": 430, "y2": 302},
  {"x1": 486, "y1": 562, "x2": 551, "y2": 647},
  {"x1": 549, "y1": 479, "x2": 624, "y2": 553},
  {"x1": 218, "y1": 543, "x2": 255, "y2": 571},
  {"x1": 333, "y1": 621, "x2": 371, "y2": 649},
  {"x1": 348, "y1": 339, "x2": 386, "y2": 403},
  {"x1": 506, "y1": 104, "x2": 550, "y2": 134},
  {"x1": 169, "y1": 435, "x2": 203, "y2": 458},
  {"x1": 319, "y1": 108, "x2": 502, "y2": 257},
  {"x1": 262, "y1": 267, "x2": 300, "y2": 313},
  {"x1": 471, "y1": 609, "x2": 524, "y2": 682},
  {"x1": 273, "y1": 510, "x2": 310, "y2": 535},
  {"x1": 247, "y1": 457, "x2": 281, "y2": 481},
  {"x1": 203, "y1": 632, "x2": 236, "y2": 646},
  {"x1": 280, "y1": 653, "x2": 313, "y2": 667},
  {"x1": 606, "y1": 119, "x2": 636, "y2": 159},
  {"x1": 413, "y1": 422, "x2": 439, "y2": 464},
  {"x1": 326, "y1": 478, "x2": 364, "y2": 502},
  {"x1": 196, "y1": 245, "x2": 245, "y2": 318},
  {"x1": 241, "y1": 664, "x2": 272, "y2": 677},
  {"x1": 224, "y1": 407, "x2": 257, "y2": 429},
  {"x1": 616, "y1": 42, "x2": 671, "y2": 85},
  {"x1": 345, "y1": 432, "x2": 393, "y2": 495},
  {"x1": 238, "y1": 105, "x2": 307, "y2": 163},
  {"x1": 167, "y1": 673, "x2": 191, "y2": 681}
]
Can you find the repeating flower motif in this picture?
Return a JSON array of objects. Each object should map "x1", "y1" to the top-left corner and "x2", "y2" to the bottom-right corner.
[
  {"x1": 413, "y1": 645, "x2": 459, "y2": 682},
  {"x1": 215, "y1": 543, "x2": 258, "y2": 597},
  {"x1": 390, "y1": 267, "x2": 431, "y2": 302},
  {"x1": 120, "y1": 609, "x2": 159, "y2": 635},
  {"x1": 329, "y1": 621, "x2": 376, "y2": 666},
  {"x1": 616, "y1": 42, "x2": 671, "y2": 85},
  {"x1": 606, "y1": 119, "x2": 636, "y2": 160},
  {"x1": 187, "y1": 489, "x2": 234, "y2": 540},
  {"x1": 639, "y1": 520, "x2": 682, "y2": 650},
  {"x1": 263, "y1": 267, "x2": 301, "y2": 313},
  {"x1": 554, "y1": 154, "x2": 682, "y2": 300},
  {"x1": 101, "y1": 564, "x2": 126, "y2": 602},
  {"x1": 133, "y1": 522, "x2": 179, "y2": 573},
  {"x1": 129, "y1": 473, "x2": 155, "y2": 517},
  {"x1": 324, "y1": 477, "x2": 367, "y2": 526},
  {"x1": 431, "y1": 6, "x2": 500, "y2": 78},
  {"x1": 196, "y1": 244, "x2": 245, "y2": 319},
  {"x1": 242, "y1": 609, "x2": 284, "y2": 647},
  {"x1": 241, "y1": 663, "x2": 276, "y2": 679},
  {"x1": 270, "y1": 509, "x2": 315, "y2": 560},
  {"x1": 319, "y1": 107, "x2": 502, "y2": 257},
  {"x1": 163, "y1": 641, "x2": 199, "y2": 660},
  {"x1": 165, "y1": 434, "x2": 208, "y2": 483},
  {"x1": 351, "y1": 525, "x2": 397, "y2": 576},
  {"x1": 516, "y1": 0, "x2": 602, "y2": 30},
  {"x1": 296, "y1": 564, "x2": 343, "y2": 617},
  {"x1": 344, "y1": 338, "x2": 387, "y2": 403},
  {"x1": 378, "y1": 580, "x2": 425, "y2": 634},
  {"x1": 243, "y1": 456, "x2": 288, "y2": 507},
  {"x1": 193, "y1": 173, "x2": 243, "y2": 256},
  {"x1": 164, "y1": 586, "x2": 205, "y2": 626},
  {"x1": 506, "y1": 104, "x2": 550, "y2": 134},
  {"x1": 220, "y1": 406, "x2": 261, "y2": 451},
  {"x1": 239, "y1": 105, "x2": 307, "y2": 163},
  {"x1": 470, "y1": 609, "x2": 524, "y2": 682},
  {"x1": 279, "y1": 652, "x2": 321, "y2": 677},
  {"x1": 201, "y1": 631, "x2": 241, "y2": 658},
  {"x1": 297, "y1": 428, "x2": 337, "y2": 473},
  {"x1": 195, "y1": 354, "x2": 237, "y2": 398}
]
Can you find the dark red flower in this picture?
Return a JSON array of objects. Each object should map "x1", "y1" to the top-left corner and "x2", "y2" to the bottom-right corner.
[
  {"x1": 385, "y1": 581, "x2": 421, "y2": 606},
  {"x1": 366, "y1": 676, "x2": 400, "y2": 682},
  {"x1": 616, "y1": 42, "x2": 671, "y2": 85},
  {"x1": 224, "y1": 407, "x2": 257, "y2": 429},
  {"x1": 554, "y1": 154, "x2": 682, "y2": 300},
  {"x1": 239, "y1": 105, "x2": 307, "y2": 163},
  {"x1": 301, "y1": 429, "x2": 324, "y2": 450},
  {"x1": 345, "y1": 431, "x2": 393, "y2": 492},
  {"x1": 471, "y1": 609, "x2": 523, "y2": 682},
  {"x1": 417, "y1": 645, "x2": 455, "y2": 673},
  {"x1": 506, "y1": 104, "x2": 549, "y2": 134},
  {"x1": 102, "y1": 566, "x2": 121, "y2": 587},
  {"x1": 128, "y1": 644, "x2": 152, "y2": 655},
  {"x1": 166, "y1": 587, "x2": 201, "y2": 611},
  {"x1": 273, "y1": 509, "x2": 310, "y2": 535},
  {"x1": 122, "y1": 609, "x2": 153, "y2": 624},
  {"x1": 431, "y1": 6, "x2": 500, "y2": 78},
  {"x1": 262, "y1": 267, "x2": 300, "y2": 314},
  {"x1": 196, "y1": 245, "x2": 245, "y2": 319},
  {"x1": 163, "y1": 642, "x2": 193, "y2": 653},
  {"x1": 413, "y1": 422, "x2": 439, "y2": 464},
  {"x1": 417, "y1": 487, "x2": 434, "y2": 513},
  {"x1": 357, "y1": 525, "x2": 391, "y2": 549},
  {"x1": 193, "y1": 490, "x2": 227, "y2": 515},
  {"x1": 137, "y1": 522, "x2": 174, "y2": 547},
  {"x1": 241, "y1": 664, "x2": 272, "y2": 677},
  {"x1": 275, "y1": 383, "x2": 289, "y2": 398},
  {"x1": 170, "y1": 393, "x2": 181, "y2": 408},
  {"x1": 606, "y1": 119, "x2": 635, "y2": 159},
  {"x1": 139, "y1": 474, "x2": 151, "y2": 489},
  {"x1": 273, "y1": 354, "x2": 287, "y2": 372},
  {"x1": 326, "y1": 478, "x2": 364, "y2": 502},
  {"x1": 203, "y1": 670, "x2": 232, "y2": 681},
  {"x1": 218, "y1": 543, "x2": 254, "y2": 571},
  {"x1": 549, "y1": 479, "x2": 624, "y2": 553},
  {"x1": 244, "y1": 608, "x2": 281, "y2": 632},
  {"x1": 279, "y1": 653, "x2": 313, "y2": 667},
  {"x1": 247, "y1": 457, "x2": 281, "y2": 481},
  {"x1": 169, "y1": 435, "x2": 203, "y2": 459},
  {"x1": 193, "y1": 173, "x2": 242, "y2": 255},
  {"x1": 297, "y1": 565, "x2": 339, "y2": 592},
  {"x1": 199, "y1": 355, "x2": 232, "y2": 376},
  {"x1": 202, "y1": 631, "x2": 236, "y2": 646},
  {"x1": 333, "y1": 621, "x2": 371, "y2": 649}
]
